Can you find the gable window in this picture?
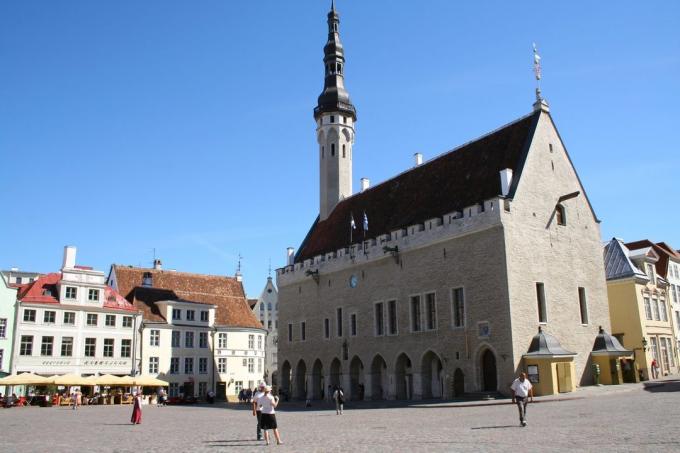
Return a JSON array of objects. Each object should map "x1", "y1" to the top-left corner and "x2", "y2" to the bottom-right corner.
[
  {"x1": 323, "y1": 318, "x2": 330, "y2": 339},
  {"x1": 199, "y1": 332, "x2": 209, "y2": 348},
  {"x1": 64, "y1": 312, "x2": 76, "y2": 325},
  {"x1": 425, "y1": 292, "x2": 437, "y2": 330},
  {"x1": 350, "y1": 313, "x2": 357, "y2": 336},
  {"x1": 171, "y1": 331, "x2": 180, "y2": 348},
  {"x1": 578, "y1": 287, "x2": 589, "y2": 325},
  {"x1": 555, "y1": 205, "x2": 566, "y2": 226},
  {"x1": 387, "y1": 300, "x2": 398, "y2": 335},
  {"x1": 23, "y1": 309, "x2": 36, "y2": 322},
  {"x1": 65, "y1": 287, "x2": 77, "y2": 300},
  {"x1": 150, "y1": 329, "x2": 160, "y2": 346},
  {"x1": 105, "y1": 314, "x2": 116, "y2": 327},
  {"x1": 186, "y1": 310, "x2": 195, "y2": 321},
  {"x1": 452, "y1": 288, "x2": 465, "y2": 328},
  {"x1": 121, "y1": 339, "x2": 131, "y2": 358},
  {"x1": 122, "y1": 316, "x2": 133, "y2": 328},
  {"x1": 536, "y1": 283, "x2": 548, "y2": 323},
  {"x1": 43, "y1": 311, "x2": 56, "y2": 324},
  {"x1": 200, "y1": 310, "x2": 209, "y2": 322},
  {"x1": 410, "y1": 296, "x2": 422, "y2": 332},
  {"x1": 61, "y1": 337, "x2": 73, "y2": 357},
  {"x1": 84, "y1": 338, "x2": 96, "y2": 357},
  {"x1": 40, "y1": 336, "x2": 54, "y2": 356},
  {"x1": 172, "y1": 309, "x2": 181, "y2": 320},
  {"x1": 103, "y1": 338, "x2": 114, "y2": 357},
  {"x1": 374, "y1": 302, "x2": 385, "y2": 336},
  {"x1": 88, "y1": 289, "x2": 99, "y2": 301},
  {"x1": 20, "y1": 336, "x2": 33, "y2": 355},
  {"x1": 336, "y1": 307, "x2": 343, "y2": 337},
  {"x1": 86, "y1": 313, "x2": 98, "y2": 326}
]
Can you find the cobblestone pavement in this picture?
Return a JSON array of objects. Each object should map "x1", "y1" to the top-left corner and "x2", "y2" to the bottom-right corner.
[{"x1": 1, "y1": 380, "x2": 679, "y2": 453}]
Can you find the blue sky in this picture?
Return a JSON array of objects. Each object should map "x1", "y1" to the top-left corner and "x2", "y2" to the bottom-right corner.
[{"x1": 1, "y1": 0, "x2": 679, "y2": 296}]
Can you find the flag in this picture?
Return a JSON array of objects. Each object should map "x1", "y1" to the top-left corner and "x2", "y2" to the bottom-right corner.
[
  {"x1": 363, "y1": 211, "x2": 368, "y2": 231},
  {"x1": 350, "y1": 213, "x2": 356, "y2": 230}
]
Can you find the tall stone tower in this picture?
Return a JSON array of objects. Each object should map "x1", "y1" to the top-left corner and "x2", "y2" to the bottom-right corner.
[{"x1": 315, "y1": 1, "x2": 357, "y2": 221}]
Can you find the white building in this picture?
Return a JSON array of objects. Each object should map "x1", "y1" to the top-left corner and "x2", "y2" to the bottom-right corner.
[
  {"x1": 251, "y1": 277, "x2": 279, "y2": 385},
  {"x1": 109, "y1": 262, "x2": 267, "y2": 400},
  {"x1": 0, "y1": 273, "x2": 18, "y2": 382},
  {"x1": 12, "y1": 246, "x2": 141, "y2": 377}
]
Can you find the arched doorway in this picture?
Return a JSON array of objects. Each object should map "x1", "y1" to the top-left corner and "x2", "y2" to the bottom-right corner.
[
  {"x1": 349, "y1": 356, "x2": 365, "y2": 401},
  {"x1": 370, "y1": 355, "x2": 388, "y2": 400},
  {"x1": 330, "y1": 358, "x2": 342, "y2": 390},
  {"x1": 271, "y1": 371, "x2": 279, "y2": 387},
  {"x1": 395, "y1": 353, "x2": 413, "y2": 400},
  {"x1": 311, "y1": 359, "x2": 324, "y2": 400},
  {"x1": 481, "y1": 349, "x2": 497, "y2": 392},
  {"x1": 295, "y1": 359, "x2": 307, "y2": 400},
  {"x1": 280, "y1": 361, "x2": 291, "y2": 399},
  {"x1": 421, "y1": 350, "x2": 444, "y2": 399},
  {"x1": 453, "y1": 368, "x2": 465, "y2": 397}
]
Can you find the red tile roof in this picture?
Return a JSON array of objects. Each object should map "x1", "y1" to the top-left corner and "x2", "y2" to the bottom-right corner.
[
  {"x1": 112, "y1": 265, "x2": 263, "y2": 329},
  {"x1": 295, "y1": 111, "x2": 540, "y2": 262},
  {"x1": 626, "y1": 240, "x2": 680, "y2": 278},
  {"x1": 17, "y1": 272, "x2": 136, "y2": 312}
]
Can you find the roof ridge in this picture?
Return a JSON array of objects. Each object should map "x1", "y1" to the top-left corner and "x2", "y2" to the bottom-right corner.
[
  {"x1": 330, "y1": 110, "x2": 538, "y2": 206},
  {"x1": 114, "y1": 264, "x2": 239, "y2": 281}
]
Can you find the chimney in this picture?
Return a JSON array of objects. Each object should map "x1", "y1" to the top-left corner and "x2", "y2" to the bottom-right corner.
[
  {"x1": 235, "y1": 271, "x2": 243, "y2": 282},
  {"x1": 414, "y1": 152, "x2": 423, "y2": 166},
  {"x1": 62, "y1": 245, "x2": 77, "y2": 269},
  {"x1": 360, "y1": 178, "x2": 370, "y2": 192},
  {"x1": 286, "y1": 247, "x2": 295, "y2": 266},
  {"x1": 500, "y1": 169, "x2": 514, "y2": 197},
  {"x1": 153, "y1": 259, "x2": 162, "y2": 270}
]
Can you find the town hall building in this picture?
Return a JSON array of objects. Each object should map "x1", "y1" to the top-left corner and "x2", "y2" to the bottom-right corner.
[{"x1": 276, "y1": 3, "x2": 614, "y2": 399}]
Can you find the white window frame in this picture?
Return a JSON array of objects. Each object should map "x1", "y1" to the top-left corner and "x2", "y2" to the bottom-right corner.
[
  {"x1": 149, "y1": 357, "x2": 159, "y2": 374},
  {"x1": 150, "y1": 329, "x2": 160, "y2": 347},
  {"x1": 65, "y1": 286, "x2": 77, "y2": 300}
]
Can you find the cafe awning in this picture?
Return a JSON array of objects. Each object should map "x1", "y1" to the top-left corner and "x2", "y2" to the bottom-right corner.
[
  {"x1": 133, "y1": 375, "x2": 169, "y2": 386},
  {"x1": 0, "y1": 372, "x2": 52, "y2": 385},
  {"x1": 50, "y1": 373, "x2": 93, "y2": 386}
]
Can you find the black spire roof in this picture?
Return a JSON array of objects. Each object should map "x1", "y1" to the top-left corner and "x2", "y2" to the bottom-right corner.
[
  {"x1": 314, "y1": 1, "x2": 356, "y2": 121},
  {"x1": 524, "y1": 326, "x2": 577, "y2": 357},
  {"x1": 591, "y1": 326, "x2": 633, "y2": 356}
]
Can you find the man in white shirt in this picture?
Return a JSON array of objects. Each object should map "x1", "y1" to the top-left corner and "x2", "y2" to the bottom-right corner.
[
  {"x1": 252, "y1": 383, "x2": 266, "y2": 440},
  {"x1": 510, "y1": 372, "x2": 534, "y2": 427}
]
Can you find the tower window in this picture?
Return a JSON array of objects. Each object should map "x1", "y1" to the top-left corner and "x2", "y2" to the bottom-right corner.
[
  {"x1": 337, "y1": 63, "x2": 342, "y2": 74},
  {"x1": 342, "y1": 144, "x2": 346, "y2": 158},
  {"x1": 331, "y1": 144, "x2": 335, "y2": 156},
  {"x1": 322, "y1": 146, "x2": 324, "y2": 158},
  {"x1": 330, "y1": 115, "x2": 335, "y2": 123},
  {"x1": 343, "y1": 116, "x2": 347, "y2": 124}
]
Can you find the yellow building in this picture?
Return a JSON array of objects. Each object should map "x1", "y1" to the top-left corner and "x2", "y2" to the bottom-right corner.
[{"x1": 604, "y1": 239, "x2": 677, "y2": 380}]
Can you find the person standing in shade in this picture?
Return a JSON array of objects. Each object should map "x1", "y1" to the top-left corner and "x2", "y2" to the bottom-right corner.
[
  {"x1": 130, "y1": 392, "x2": 142, "y2": 425},
  {"x1": 252, "y1": 383, "x2": 266, "y2": 441},
  {"x1": 510, "y1": 373, "x2": 534, "y2": 427},
  {"x1": 257, "y1": 385, "x2": 283, "y2": 445},
  {"x1": 333, "y1": 386, "x2": 344, "y2": 415},
  {"x1": 651, "y1": 359, "x2": 660, "y2": 379}
]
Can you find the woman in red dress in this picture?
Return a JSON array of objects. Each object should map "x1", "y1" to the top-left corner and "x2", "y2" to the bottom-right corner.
[{"x1": 130, "y1": 392, "x2": 142, "y2": 424}]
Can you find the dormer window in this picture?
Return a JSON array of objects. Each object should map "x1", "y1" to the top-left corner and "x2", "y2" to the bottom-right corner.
[
  {"x1": 142, "y1": 272, "x2": 153, "y2": 287},
  {"x1": 647, "y1": 264, "x2": 656, "y2": 285},
  {"x1": 556, "y1": 205, "x2": 566, "y2": 226}
]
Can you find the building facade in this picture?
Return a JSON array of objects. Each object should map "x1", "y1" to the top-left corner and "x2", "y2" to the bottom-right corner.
[
  {"x1": 109, "y1": 262, "x2": 267, "y2": 400},
  {"x1": 251, "y1": 277, "x2": 279, "y2": 385},
  {"x1": 0, "y1": 273, "x2": 18, "y2": 380},
  {"x1": 12, "y1": 246, "x2": 141, "y2": 377},
  {"x1": 276, "y1": 4, "x2": 612, "y2": 400},
  {"x1": 604, "y1": 239, "x2": 677, "y2": 380}
]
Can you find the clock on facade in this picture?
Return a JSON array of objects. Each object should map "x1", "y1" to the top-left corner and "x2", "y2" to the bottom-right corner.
[{"x1": 349, "y1": 275, "x2": 358, "y2": 288}]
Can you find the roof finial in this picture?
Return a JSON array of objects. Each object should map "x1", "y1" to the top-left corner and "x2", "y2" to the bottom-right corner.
[
  {"x1": 532, "y1": 43, "x2": 549, "y2": 112},
  {"x1": 268, "y1": 258, "x2": 272, "y2": 278},
  {"x1": 331, "y1": 0, "x2": 336, "y2": 12},
  {"x1": 237, "y1": 253, "x2": 243, "y2": 273}
]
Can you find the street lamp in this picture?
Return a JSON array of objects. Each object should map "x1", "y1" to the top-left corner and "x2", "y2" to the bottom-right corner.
[{"x1": 641, "y1": 338, "x2": 648, "y2": 351}]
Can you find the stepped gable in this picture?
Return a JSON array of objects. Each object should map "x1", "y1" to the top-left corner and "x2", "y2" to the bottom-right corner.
[
  {"x1": 296, "y1": 110, "x2": 540, "y2": 262},
  {"x1": 113, "y1": 265, "x2": 262, "y2": 329}
]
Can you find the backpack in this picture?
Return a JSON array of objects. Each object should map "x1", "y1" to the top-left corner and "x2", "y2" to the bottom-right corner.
[{"x1": 337, "y1": 391, "x2": 345, "y2": 404}]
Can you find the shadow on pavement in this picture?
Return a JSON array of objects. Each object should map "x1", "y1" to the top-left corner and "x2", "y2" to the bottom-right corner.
[
  {"x1": 643, "y1": 380, "x2": 680, "y2": 393},
  {"x1": 471, "y1": 425, "x2": 518, "y2": 430}
]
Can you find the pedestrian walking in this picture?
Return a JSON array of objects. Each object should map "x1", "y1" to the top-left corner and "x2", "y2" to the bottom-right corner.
[
  {"x1": 257, "y1": 385, "x2": 283, "y2": 445},
  {"x1": 252, "y1": 383, "x2": 266, "y2": 441},
  {"x1": 510, "y1": 372, "x2": 533, "y2": 427},
  {"x1": 130, "y1": 392, "x2": 142, "y2": 425},
  {"x1": 333, "y1": 386, "x2": 345, "y2": 415}
]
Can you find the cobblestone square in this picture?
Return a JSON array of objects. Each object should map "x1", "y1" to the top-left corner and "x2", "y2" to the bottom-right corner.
[{"x1": 1, "y1": 381, "x2": 679, "y2": 453}]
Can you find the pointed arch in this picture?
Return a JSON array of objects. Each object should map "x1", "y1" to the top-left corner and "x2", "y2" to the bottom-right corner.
[
  {"x1": 394, "y1": 352, "x2": 413, "y2": 400},
  {"x1": 295, "y1": 359, "x2": 307, "y2": 400},
  {"x1": 420, "y1": 350, "x2": 444, "y2": 399},
  {"x1": 349, "y1": 355, "x2": 365, "y2": 400},
  {"x1": 311, "y1": 359, "x2": 324, "y2": 400},
  {"x1": 370, "y1": 354, "x2": 388, "y2": 400}
]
